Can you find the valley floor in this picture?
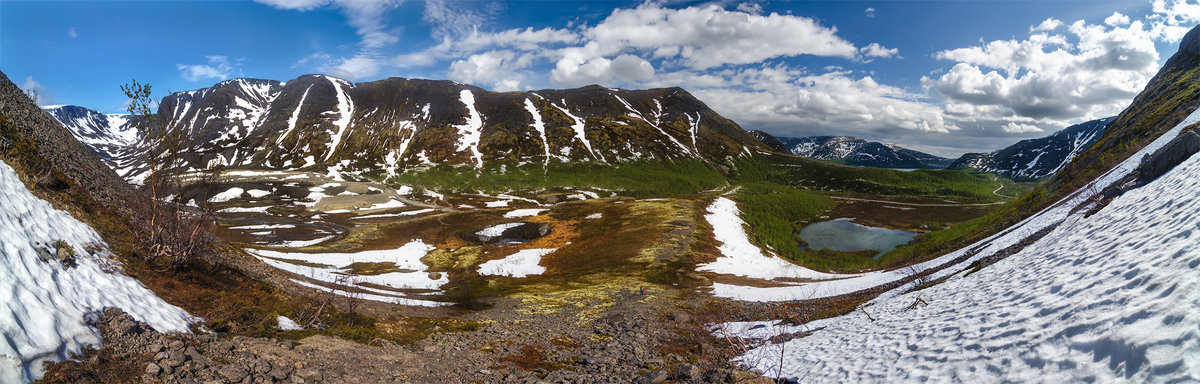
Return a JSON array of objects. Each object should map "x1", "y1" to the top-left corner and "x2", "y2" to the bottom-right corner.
[{"x1": 22, "y1": 154, "x2": 1110, "y2": 383}]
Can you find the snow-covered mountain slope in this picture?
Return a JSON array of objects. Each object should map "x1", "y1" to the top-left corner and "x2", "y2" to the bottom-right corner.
[
  {"x1": 41, "y1": 105, "x2": 146, "y2": 183},
  {"x1": 0, "y1": 159, "x2": 193, "y2": 383},
  {"x1": 41, "y1": 105, "x2": 138, "y2": 155},
  {"x1": 949, "y1": 117, "x2": 1113, "y2": 181},
  {"x1": 740, "y1": 134, "x2": 1200, "y2": 382},
  {"x1": 75, "y1": 75, "x2": 766, "y2": 182},
  {"x1": 768, "y1": 134, "x2": 953, "y2": 169}
]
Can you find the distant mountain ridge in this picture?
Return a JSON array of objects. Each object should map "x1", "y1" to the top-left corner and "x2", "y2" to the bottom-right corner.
[
  {"x1": 749, "y1": 132, "x2": 954, "y2": 169},
  {"x1": 948, "y1": 117, "x2": 1113, "y2": 181},
  {"x1": 41, "y1": 105, "x2": 142, "y2": 181},
  {"x1": 45, "y1": 75, "x2": 768, "y2": 183}
]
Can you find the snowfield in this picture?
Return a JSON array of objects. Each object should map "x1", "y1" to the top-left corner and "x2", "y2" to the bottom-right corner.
[
  {"x1": 739, "y1": 144, "x2": 1200, "y2": 382},
  {"x1": 477, "y1": 223, "x2": 523, "y2": 239},
  {"x1": 504, "y1": 208, "x2": 547, "y2": 218},
  {"x1": 478, "y1": 248, "x2": 555, "y2": 278},
  {"x1": 698, "y1": 197, "x2": 853, "y2": 281},
  {"x1": 248, "y1": 240, "x2": 450, "y2": 306},
  {"x1": 0, "y1": 160, "x2": 192, "y2": 383}
]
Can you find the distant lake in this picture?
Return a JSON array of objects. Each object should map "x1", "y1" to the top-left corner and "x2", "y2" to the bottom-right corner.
[{"x1": 799, "y1": 218, "x2": 917, "y2": 258}]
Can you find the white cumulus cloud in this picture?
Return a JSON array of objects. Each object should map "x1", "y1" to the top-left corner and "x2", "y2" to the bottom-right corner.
[
  {"x1": 177, "y1": 56, "x2": 235, "y2": 82},
  {"x1": 1003, "y1": 122, "x2": 1044, "y2": 133},
  {"x1": 582, "y1": 3, "x2": 859, "y2": 70},
  {"x1": 21, "y1": 76, "x2": 53, "y2": 105},
  {"x1": 924, "y1": 19, "x2": 1159, "y2": 125},
  {"x1": 859, "y1": 43, "x2": 899, "y2": 59}
]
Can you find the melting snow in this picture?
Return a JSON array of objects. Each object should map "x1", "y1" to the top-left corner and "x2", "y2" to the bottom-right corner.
[
  {"x1": 218, "y1": 206, "x2": 273, "y2": 214},
  {"x1": 0, "y1": 160, "x2": 192, "y2": 382},
  {"x1": 209, "y1": 187, "x2": 245, "y2": 202},
  {"x1": 349, "y1": 208, "x2": 435, "y2": 220},
  {"x1": 504, "y1": 208, "x2": 548, "y2": 218},
  {"x1": 478, "y1": 249, "x2": 555, "y2": 278},
  {"x1": 613, "y1": 94, "x2": 697, "y2": 158},
  {"x1": 290, "y1": 279, "x2": 448, "y2": 307},
  {"x1": 477, "y1": 223, "x2": 523, "y2": 239},
  {"x1": 228, "y1": 224, "x2": 296, "y2": 230},
  {"x1": 454, "y1": 90, "x2": 485, "y2": 168},
  {"x1": 524, "y1": 98, "x2": 551, "y2": 169},
  {"x1": 363, "y1": 199, "x2": 406, "y2": 211},
  {"x1": 698, "y1": 197, "x2": 852, "y2": 281},
  {"x1": 276, "y1": 316, "x2": 303, "y2": 331},
  {"x1": 741, "y1": 145, "x2": 1200, "y2": 382},
  {"x1": 266, "y1": 235, "x2": 335, "y2": 248},
  {"x1": 708, "y1": 105, "x2": 1200, "y2": 303},
  {"x1": 278, "y1": 85, "x2": 312, "y2": 145},
  {"x1": 323, "y1": 76, "x2": 355, "y2": 161},
  {"x1": 548, "y1": 100, "x2": 603, "y2": 162},
  {"x1": 250, "y1": 240, "x2": 449, "y2": 301}
]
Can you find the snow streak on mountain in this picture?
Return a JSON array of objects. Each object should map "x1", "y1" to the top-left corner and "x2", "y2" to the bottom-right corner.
[{"x1": 46, "y1": 76, "x2": 769, "y2": 183}]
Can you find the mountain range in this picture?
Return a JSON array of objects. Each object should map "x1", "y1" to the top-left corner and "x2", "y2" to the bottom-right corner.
[
  {"x1": 947, "y1": 117, "x2": 1113, "y2": 181},
  {"x1": 45, "y1": 76, "x2": 1115, "y2": 184},
  {"x1": 746, "y1": 118, "x2": 1113, "y2": 181},
  {"x1": 45, "y1": 75, "x2": 768, "y2": 183},
  {"x1": 748, "y1": 132, "x2": 955, "y2": 169}
]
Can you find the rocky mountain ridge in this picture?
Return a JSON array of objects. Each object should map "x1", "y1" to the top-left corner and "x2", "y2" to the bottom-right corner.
[
  {"x1": 948, "y1": 117, "x2": 1113, "y2": 181},
  {"x1": 46, "y1": 75, "x2": 768, "y2": 183},
  {"x1": 749, "y1": 132, "x2": 954, "y2": 169}
]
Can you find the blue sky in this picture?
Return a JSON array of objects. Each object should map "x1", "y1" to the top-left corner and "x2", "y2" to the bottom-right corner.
[{"x1": 3, "y1": 0, "x2": 1199, "y2": 156}]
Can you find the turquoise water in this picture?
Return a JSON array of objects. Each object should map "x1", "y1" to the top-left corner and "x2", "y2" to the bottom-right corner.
[{"x1": 799, "y1": 218, "x2": 917, "y2": 258}]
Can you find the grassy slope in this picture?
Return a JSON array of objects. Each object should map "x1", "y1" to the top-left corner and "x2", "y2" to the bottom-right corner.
[{"x1": 734, "y1": 153, "x2": 1007, "y2": 203}]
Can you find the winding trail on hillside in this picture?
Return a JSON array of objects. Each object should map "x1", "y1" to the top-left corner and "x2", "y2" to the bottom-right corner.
[
  {"x1": 991, "y1": 184, "x2": 1014, "y2": 199},
  {"x1": 991, "y1": 176, "x2": 1015, "y2": 199}
]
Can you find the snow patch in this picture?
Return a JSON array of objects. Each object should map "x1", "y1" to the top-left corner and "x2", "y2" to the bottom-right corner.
[
  {"x1": 548, "y1": 101, "x2": 603, "y2": 162},
  {"x1": 477, "y1": 223, "x2": 523, "y2": 238},
  {"x1": 0, "y1": 160, "x2": 193, "y2": 382},
  {"x1": 251, "y1": 240, "x2": 449, "y2": 297},
  {"x1": 453, "y1": 90, "x2": 485, "y2": 168},
  {"x1": 524, "y1": 98, "x2": 551, "y2": 169},
  {"x1": 277, "y1": 85, "x2": 312, "y2": 145},
  {"x1": 478, "y1": 249, "x2": 555, "y2": 278},
  {"x1": 276, "y1": 316, "x2": 303, "y2": 331},
  {"x1": 698, "y1": 197, "x2": 852, "y2": 281},
  {"x1": 323, "y1": 76, "x2": 356, "y2": 161},
  {"x1": 504, "y1": 208, "x2": 548, "y2": 218}
]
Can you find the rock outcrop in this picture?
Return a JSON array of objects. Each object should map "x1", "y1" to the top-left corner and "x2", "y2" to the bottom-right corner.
[{"x1": 0, "y1": 71, "x2": 133, "y2": 208}]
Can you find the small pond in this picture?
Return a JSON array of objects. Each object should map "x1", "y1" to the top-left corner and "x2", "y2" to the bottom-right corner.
[{"x1": 799, "y1": 218, "x2": 917, "y2": 258}]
